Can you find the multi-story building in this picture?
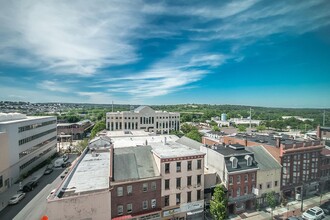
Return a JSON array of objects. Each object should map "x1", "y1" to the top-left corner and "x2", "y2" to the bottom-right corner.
[
  {"x1": 46, "y1": 137, "x2": 112, "y2": 219},
  {"x1": 201, "y1": 144, "x2": 258, "y2": 215},
  {"x1": 111, "y1": 146, "x2": 162, "y2": 220},
  {"x1": 247, "y1": 146, "x2": 282, "y2": 207},
  {"x1": 57, "y1": 119, "x2": 94, "y2": 140},
  {"x1": 0, "y1": 113, "x2": 57, "y2": 193},
  {"x1": 319, "y1": 147, "x2": 330, "y2": 192},
  {"x1": 108, "y1": 133, "x2": 205, "y2": 219},
  {"x1": 223, "y1": 134, "x2": 324, "y2": 200},
  {"x1": 317, "y1": 126, "x2": 330, "y2": 141},
  {"x1": 106, "y1": 106, "x2": 180, "y2": 134}
]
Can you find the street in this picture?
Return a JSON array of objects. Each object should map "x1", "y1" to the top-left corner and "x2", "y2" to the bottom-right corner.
[{"x1": 0, "y1": 168, "x2": 64, "y2": 220}]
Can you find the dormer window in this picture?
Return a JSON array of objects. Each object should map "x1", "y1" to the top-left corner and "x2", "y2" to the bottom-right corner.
[
  {"x1": 245, "y1": 155, "x2": 252, "y2": 166},
  {"x1": 230, "y1": 157, "x2": 238, "y2": 168}
]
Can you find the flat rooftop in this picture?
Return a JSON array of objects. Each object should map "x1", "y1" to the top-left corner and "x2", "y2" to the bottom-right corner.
[
  {"x1": 151, "y1": 141, "x2": 204, "y2": 158},
  {"x1": 59, "y1": 149, "x2": 110, "y2": 198},
  {"x1": 110, "y1": 134, "x2": 179, "y2": 148},
  {"x1": 233, "y1": 133, "x2": 303, "y2": 146},
  {"x1": 105, "y1": 130, "x2": 151, "y2": 138},
  {"x1": 0, "y1": 114, "x2": 55, "y2": 124}
]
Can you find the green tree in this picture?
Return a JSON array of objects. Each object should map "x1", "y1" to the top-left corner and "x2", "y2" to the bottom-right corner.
[
  {"x1": 91, "y1": 121, "x2": 106, "y2": 138},
  {"x1": 212, "y1": 125, "x2": 220, "y2": 132},
  {"x1": 210, "y1": 184, "x2": 228, "y2": 220},
  {"x1": 266, "y1": 191, "x2": 277, "y2": 219},
  {"x1": 186, "y1": 130, "x2": 202, "y2": 143},
  {"x1": 237, "y1": 125, "x2": 247, "y2": 132},
  {"x1": 256, "y1": 125, "x2": 267, "y2": 132},
  {"x1": 181, "y1": 123, "x2": 197, "y2": 134},
  {"x1": 209, "y1": 120, "x2": 218, "y2": 127},
  {"x1": 170, "y1": 130, "x2": 184, "y2": 137},
  {"x1": 76, "y1": 138, "x2": 89, "y2": 153}
]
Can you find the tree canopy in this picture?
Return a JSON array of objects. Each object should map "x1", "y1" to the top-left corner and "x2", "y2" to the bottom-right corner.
[
  {"x1": 90, "y1": 121, "x2": 106, "y2": 138},
  {"x1": 210, "y1": 184, "x2": 228, "y2": 220}
]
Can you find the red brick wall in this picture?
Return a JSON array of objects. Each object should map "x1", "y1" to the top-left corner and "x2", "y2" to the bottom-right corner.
[
  {"x1": 111, "y1": 179, "x2": 161, "y2": 218},
  {"x1": 202, "y1": 137, "x2": 219, "y2": 145},
  {"x1": 227, "y1": 171, "x2": 257, "y2": 198}
]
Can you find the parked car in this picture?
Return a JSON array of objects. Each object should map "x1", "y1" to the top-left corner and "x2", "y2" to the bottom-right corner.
[
  {"x1": 286, "y1": 217, "x2": 303, "y2": 220},
  {"x1": 61, "y1": 161, "x2": 71, "y2": 168},
  {"x1": 62, "y1": 154, "x2": 69, "y2": 162},
  {"x1": 320, "y1": 201, "x2": 330, "y2": 215},
  {"x1": 22, "y1": 177, "x2": 39, "y2": 192},
  {"x1": 302, "y1": 207, "x2": 325, "y2": 220},
  {"x1": 8, "y1": 193, "x2": 25, "y2": 205},
  {"x1": 44, "y1": 167, "x2": 54, "y2": 175}
]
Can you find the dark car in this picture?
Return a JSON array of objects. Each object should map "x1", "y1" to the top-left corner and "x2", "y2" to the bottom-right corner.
[
  {"x1": 285, "y1": 217, "x2": 303, "y2": 220},
  {"x1": 22, "y1": 180, "x2": 38, "y2": 192},
  {"x1": 44, "y1": 168, "x2": 53, "y2": 175},
  {"x1": 320, "y1": 201, "x2": 330, "y2": 215},
  {"x1": 61, "y1": 161, "x2": 71, "y2": 168}
]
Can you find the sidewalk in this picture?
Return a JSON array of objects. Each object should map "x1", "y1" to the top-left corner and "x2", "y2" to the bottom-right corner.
[
  {"x1": 229, "y1": 192, "x2": 330, "y2": 220},
  {"x1": 0, "y1": 167, "x2": 45, "y2": 212}
]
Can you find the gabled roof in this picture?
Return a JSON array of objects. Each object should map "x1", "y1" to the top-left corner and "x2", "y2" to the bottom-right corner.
[
  {"x1": 176, "y1": 136, "x2": 202, "y2": 150},
  {"x1": 246, "y1": 146, "x2": 282, "y2": 170},
  {"x1": 113, "y1": 146, "x2": 160, "y2": 182}
]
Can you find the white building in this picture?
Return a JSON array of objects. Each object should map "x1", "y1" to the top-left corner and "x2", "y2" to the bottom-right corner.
[
  {"x1": 106, "y1": 106, "x2": 180, "y2": 134},
  {"x1": 229, "y1": 118, "x2": 261, "y2": 126},
  {"x1": 0, "y1": 113, "x2": 57, "y2": 192},
  {"x1": 46, "y1": 139, "x2": 112, "y2": 219}
]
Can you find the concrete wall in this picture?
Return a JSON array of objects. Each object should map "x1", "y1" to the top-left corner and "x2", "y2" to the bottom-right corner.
[
  {"x1": 46, "y1": 190, "x2": 111, "y2": 220},
  {"x1": 201, "y1": 146, "x2": 226, "y2": 183},
  {"x1": 256, "y1": 168, "x2": 281, "y2": 196},
  {"x1": 0, "y1": 132, "x2": 9, "y2": 192}
]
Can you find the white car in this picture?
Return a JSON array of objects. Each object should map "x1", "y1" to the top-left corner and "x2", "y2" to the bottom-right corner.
[
  {"x1": 302, "y1": 207, "x2": 325, "y2": 220},
  {"x1": 8, "y1": 193, "x2": 26, "y2": 205}
]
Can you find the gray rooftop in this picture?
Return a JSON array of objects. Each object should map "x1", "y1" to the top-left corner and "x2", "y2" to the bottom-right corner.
[
  {"x1": 151, "y1": 141, "x2": 205, "y2": 159},
  {"x1": 113, "y1": 146, "x2": 160, "y2": 182},
  {"x1": 246, "y1": 146, "x2": 282, "y2": 170},
  {"x1": 176, "y1": 136, "x2": 202, "y2": 150}
]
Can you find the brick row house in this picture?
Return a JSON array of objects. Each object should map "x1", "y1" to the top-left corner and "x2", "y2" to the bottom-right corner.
[{"x1": 201, "y1": 144, "x2": 259, "y2": 214}]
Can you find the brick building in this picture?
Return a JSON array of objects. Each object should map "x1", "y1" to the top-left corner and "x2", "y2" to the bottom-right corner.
[
  {"x1": 223, "y1": 134, "x2": 324, "y2": 200},
  {"x1": 111, "y1": 146, "x2": 162, "y2": 220},
  {"x1": 201, "y1": 144, "x2": 258, "y2": 214},
  {"x1": 320, "y1": 147, "x2": 330, "y2": 192}
]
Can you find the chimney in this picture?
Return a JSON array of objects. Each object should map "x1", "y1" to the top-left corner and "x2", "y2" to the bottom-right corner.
[
  {"x1": 316, "y1": 125, "x2": 321, "y2": 139},
  {"x1": 276, "y1": 138, "x2": 281, "y2": 148}
]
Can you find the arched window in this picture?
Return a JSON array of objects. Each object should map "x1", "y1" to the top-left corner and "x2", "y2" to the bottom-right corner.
[
  {"x1": 230, "y1": 157, "x2": 238, "y2": 168},
  {"x1": 245, "y1": 155, "x2": 253, "y2": 166}
]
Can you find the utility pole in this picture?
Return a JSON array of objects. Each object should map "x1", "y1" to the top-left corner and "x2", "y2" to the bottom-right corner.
[
  {"x1": 112, "y1": 101, "x2": 114, "y2": 112},
  {"x1": 323, "y1": 110, "x2": 326, "y2": 126}
]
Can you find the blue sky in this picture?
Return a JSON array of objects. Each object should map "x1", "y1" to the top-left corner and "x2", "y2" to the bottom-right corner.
[{"x1": 0, "y1": 0, "x2": 330, "y2": 107}]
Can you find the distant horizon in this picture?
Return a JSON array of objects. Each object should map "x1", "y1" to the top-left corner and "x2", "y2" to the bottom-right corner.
[
  {"x1": 1, "y1": 1, "x2": 330, "y2": 107},
  {"x1": 1, "y1": 100, "x2": 330, "y2": 110}
]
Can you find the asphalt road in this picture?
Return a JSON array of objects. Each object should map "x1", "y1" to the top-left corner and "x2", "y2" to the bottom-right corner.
[{"x1": 0, "y1": 168, "x2": 64, "y2": 220}]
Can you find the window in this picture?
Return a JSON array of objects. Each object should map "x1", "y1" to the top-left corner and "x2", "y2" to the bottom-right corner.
[
  {"x1": 229, "y1": 176, "x2": 233, "y2": 185},
  {"x1": 197, "y1": 175, "x2": 201, "y2": 185},
  {"x1": 236, "y1": 188, "x2": 241, "y2": 197},
  {"x1": 187, "y1": 176, "x2": 192, "y2": 186},
  {"x1": 143, "y1": 200, "x2": 148, "y2": 209},
  {"x1": 150, "y1": 199, "x2": 156, "y2": 208},
  {"x1": 244, "y1": 186, "x2": 248, "y2": 195},
  {"x1": 252, "y1": 173, "x2": 255, "y2": 181},
  {"x1": 197, "y1": 190, "x2": 201, "y2": 200},
  {"x1": 187, "y1": 161, "x2": 192, "y2": 171},
  {"x1": 165, "y1": 163, "x2": 170, "y2": 173},
  {"x1": 176, "y1": 193, "x2": 181, "y2": 205},
  {"x1": 259, "y1": 184, "x2": 262, "y2": 190},
  {"x1": 197, "y1": 159, "x2": 202, "y2": 169},
  {"x1": 274, "y1": 181, "x2": 278, "y2": 187},
  {"x1": 165, "y1": 179, "x2": 170, "y2": 190},
  {"x1": 118, "y1": 205, "x2": 123, "y2": 215},
  {"x1": 187, "y1": 191, "x2": 191, "y2": 203},
  {"x1": 127, "y1": 204, "x2": 132, "y2": 213},
  {"x1": 127, "y1": 185, "x2": 132, "y2": 195},
  {"x1": 267, "y1": 182, "x2": 271, "y2": 189},
  {"x1": 117, "y1": 187, "x2": 123, "y2": 196},
  {"x1": 229, "y1": 189, "x2": 233, "y2": 198},
  {"x1": 177, "y1": 162, "x2": 181, "y2": 172},
  {"x1": 165, "y1": 195, "x2": 169, "y2": 206},
  {"x1": 230, "y1": 157, "x2": 238, "y2": 168},
  {"x1": 143, "y1": 183, "x2": 148, "y2": 192},
  {"x1": 176, "y1": 178, "x2": 181, "y2": 189},
  {"x1": 237, "y1": 175, "x2": 241, "y2": 184},
  {"x1": 244, "y1": 174, "x2": 248, "y2": 182},
  {"x1": 245, "y1": 155, "x2": 252, "y2": 166},
  {"x1": 151, "y1": 181, "x2": 156, "y2": 191}
]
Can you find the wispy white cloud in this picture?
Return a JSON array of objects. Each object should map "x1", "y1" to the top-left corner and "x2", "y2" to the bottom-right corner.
[
  {"x1": 37, "y1": 80, "x2": 71, "y2": 93},
  {"x1": 0, "y1": 0, "x2": 143, "y2": 75}
]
